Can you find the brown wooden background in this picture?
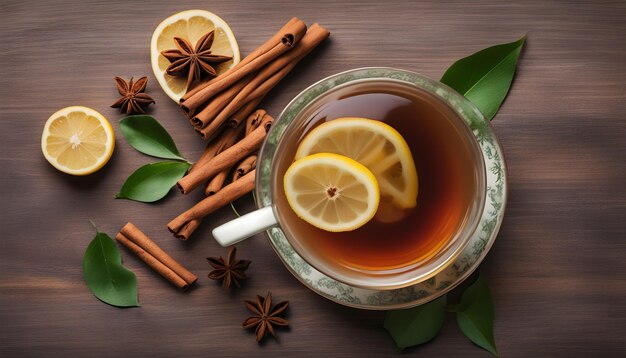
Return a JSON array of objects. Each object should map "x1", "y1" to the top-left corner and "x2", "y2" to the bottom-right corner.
[{"x1": 1, "y1": 0, "x2": 625, "y2": 356}]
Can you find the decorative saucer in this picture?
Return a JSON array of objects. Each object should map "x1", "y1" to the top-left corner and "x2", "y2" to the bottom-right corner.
[{"x1": 256, "y1": 68, "x2": 507, "y2": 310}]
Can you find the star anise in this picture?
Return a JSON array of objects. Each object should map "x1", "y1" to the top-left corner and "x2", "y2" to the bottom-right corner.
[
  {"x1": 111, "y1": 76, "x2": 155, "y2": 114},
  {"x1": 243, "y1": 292, "x2": 289, "y2": 342},
  {"x1": 161, "y1": 31, "x2": 232, "y2": 90},
  {"x1": 207, "y1": 246, "x2": 251, "y2": 288}
]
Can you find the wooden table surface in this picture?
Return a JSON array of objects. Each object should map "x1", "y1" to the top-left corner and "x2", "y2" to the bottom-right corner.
[{"x1": 1, "y1": 0, "x2": 625, "y2": 356}]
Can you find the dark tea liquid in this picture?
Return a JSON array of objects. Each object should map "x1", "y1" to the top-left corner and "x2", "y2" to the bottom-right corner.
[{"x1": 273, "y1": 81, "x2": 479, "y2": 274}]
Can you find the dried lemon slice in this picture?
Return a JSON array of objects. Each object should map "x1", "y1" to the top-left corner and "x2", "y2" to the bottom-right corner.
[
  {"x1": 41, "y1": 106, "x2": 115, "y2": 176},
  {"x1": 295, "y1": 117, "x2": 418, "y2": 209},
  {"x1": 284, "y1": 153, "x2": 380, "y2": 232},
  {"x1": 150, "y1": 10, "x2": 240, "y2": 101}
]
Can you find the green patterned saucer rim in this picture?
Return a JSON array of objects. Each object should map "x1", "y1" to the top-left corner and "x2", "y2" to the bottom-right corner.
[{"x1": 255, "y1": 67, "x2": 508, "y2": 310}]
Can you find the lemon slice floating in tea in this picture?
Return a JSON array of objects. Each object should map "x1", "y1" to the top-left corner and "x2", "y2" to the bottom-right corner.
[
  {"x1": 295, "y1": 117, "x2": 418, "y2": 209},
  {"x1": 41, "y1": 106, "x2": 115, "y2": 176},
  {"x1": 284, "y1": 153, "x2": 380, "y2": 232},
  {"x1": 150, "y1": 10, "x2": 240, "y2": 102}
]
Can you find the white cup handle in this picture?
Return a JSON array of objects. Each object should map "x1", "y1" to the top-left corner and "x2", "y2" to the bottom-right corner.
[{"x1": 212, "y1": 206, "x2": 278, "y2": 247}]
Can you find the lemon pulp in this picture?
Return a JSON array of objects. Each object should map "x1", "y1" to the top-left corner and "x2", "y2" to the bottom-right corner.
[
  {"x1": 284, "y1": 153, "x2": 380, "y2": 232},
  {"x1": 41, "y1": 106, "x2": 114, "y2": 175},
  {"x1": 295, "y1": 117, "x2": 418, "y2": 209}
]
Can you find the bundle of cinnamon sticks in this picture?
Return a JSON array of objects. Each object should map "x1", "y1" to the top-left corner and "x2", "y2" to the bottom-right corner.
[
  {"x1": 180, "y1": 18, "x2": 329, "y2": 141},
  {"x1": 116, "y1": 222, "x2": 197, "y2": 290},
  {"x1": 167, "y1": 19, "x2": 330, "y2": 240},
  {"x1": 168, "y1": 110, "x2": 272, "y2": 240}
]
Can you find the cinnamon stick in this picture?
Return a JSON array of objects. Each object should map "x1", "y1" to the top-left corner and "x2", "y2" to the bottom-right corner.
[
  {"x1": 120, "y1": 223, "x2": 197, "y2": 285},
  {"x1": 233, "y1": 155, "x2": 257, "y2": 182},
  {"x1": 205, "y1": 169, "x2": 230, "y2": 196},
  {"x1": 190, "y1": 75, "x2": 252, "y2": 128},
  {"x1": 173, "y1": 219, "x2": 201, "y2": 241},
  {"x1": 168, "y1": 170, "x2": 256, "y2": 240},
  {"x1": 115, "y1": 222, "x2": 198, "y2": 290},
  {"x1": 197, "y1": 96, "x2": 262, "y2": 140},
  {"x1": 115, "y1": 233, "x2": 188, "y2": 289},
  {"x1": 188, "y1": 124, "x2": 244, "y2": 174},
  {"x1": 181, "y1": 18, "x2": 307, "y2": 115},
  {"x1": 178, "y1": 113, "x2": 273, "y2": 194},
  {"x1": 245, "y1": 109, "x2": 267, "y2": 136},
  {"x1": 227, "y1": 97, "x2": 264, "y2": 129},
  {"x1": 188, "y1": 137, "x2": 222, "y2": 175}
]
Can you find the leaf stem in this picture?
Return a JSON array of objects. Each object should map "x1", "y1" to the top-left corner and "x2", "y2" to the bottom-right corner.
[
  {"x1": 89, "y1": 219, "x2": 99, "y2": 233},
  {"x1": 229, "y1": 192, "x2": 255, "y2": 218},
  {"x1": 230, "y1": 201, "x2": 242, "y2": 218}
]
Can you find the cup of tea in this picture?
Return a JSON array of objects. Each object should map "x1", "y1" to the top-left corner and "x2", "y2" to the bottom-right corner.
[{"x1": 213, "y1": 68, "x2": 487, "y2": 290}]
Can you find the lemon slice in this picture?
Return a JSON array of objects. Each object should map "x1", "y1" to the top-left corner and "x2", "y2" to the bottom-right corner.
[
  {"x1": 295, "y1": 117, "x2": 418, "y2": 209},
  {"x1": 284, "y1": 153, "x2": 380, "y2": 232},
  {"x1": 150, "y1": 10, "x2": 240, "y2": 102},
  {"x1": 41, "y1": 106, "x2": 115, "y2": 176}
]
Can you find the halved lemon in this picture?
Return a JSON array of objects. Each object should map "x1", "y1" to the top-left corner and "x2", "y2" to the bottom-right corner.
[
  {"x1": 41, "y1": 106, "x2": 115, "y2": 176},
  {"x1": 150, "y1": 10, "x2": 240, "y2": 102},
  {"x1": 295, "y1": 117, "x2": 418, "y2": 209},
  {"x1": 284, "y1": 153, "x2": 380, "y2": 232}
]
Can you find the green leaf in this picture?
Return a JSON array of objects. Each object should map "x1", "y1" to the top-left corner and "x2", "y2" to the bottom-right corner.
[
  {"x1": 384, "y1": 295, "x2": 447, "y2": 349},
  {"x1": 457, "y1": 275, "x2": 498, "y2": 356},
  {"x1": 441, "y1": 36, "x2": 526, "y2": 120},
  {"x1": 115, "y1": 161, "x2": 190, "y2": 202},
  {"x1": 120, "y1": 115, "x2": 186, "y2": 161},
  {"x1": 83, "y1": 223, "x2": 139, "y2": 307}
]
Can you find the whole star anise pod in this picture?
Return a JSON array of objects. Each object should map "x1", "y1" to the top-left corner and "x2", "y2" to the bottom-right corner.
[
  {"x1": 243, "y1": 292, "x2": 289, "y2": 342},
  {"x1": 207, "y1": 246, "x2": 251, "y2": 288},
  {"x1": 111, "y1": 76, "x2": 155, "y2": 114},
  {"x1": 161, "y1": 31, "x2": 232, "y2": 90}
]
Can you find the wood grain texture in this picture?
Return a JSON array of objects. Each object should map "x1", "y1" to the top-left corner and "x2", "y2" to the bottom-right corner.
[{"x1": 1, "y1": 0, "x2": 625, "y2": 356}]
